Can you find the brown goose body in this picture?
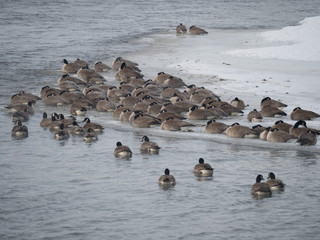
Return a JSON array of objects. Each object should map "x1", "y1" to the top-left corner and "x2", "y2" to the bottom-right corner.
[
  {"x1": 161, "y1": 117, "x2": 194, "y2": 131},
  {"x1": 260, "y1": 97, "x2": 287, "y2": 109},
  {"x1": 140, "y1": 135, "x2": 161, "y2": 153},
  {"x1": 114, "y1": 142, "x2": 132, "y2": 158},
  {"x1": 290, "y1": 107, "x2": 320, "y2": 120},
  {"x1": 272, "y1": 120, "x2": 292, "y2": 133},
  {"x1": 251, "y1": 174, "x2": 272, "y2": 196},
  {"x1": 158, "y1": 168, "x2": 176, "y2": 186},
  {"x1": 12, "y1": 120, "x2": 28, "y2": 138},
  {"x1": 205, "y1": 120, "x2": 229, "y2": 134},
  {"x1": 267, "y1": 172, "x2": 285, "y2": 191},
  {"x1": 297, "y1": 130, "x2": 317, "y2": 146},
  {"x1": 193, "y1": 158, "x2": 213, "y2": 177},
  {"x1": 226, "y1": 123, "x2": 258, "y2": 138},
  {"x1": 247, "y1": 109, "x2": 263, "y2": 122},
  {"x1": 176, "y1": 23, "x2": 187, "y2": 33},
  {"x1": 266, "y1": 128, "x2": 295, "y2": 143},
  {"x1": 289, "y1": 120, "x2": 320, "y2": 138},
  {"x1": 189, "y1": 25, "x2": 208, "y2": 35}
]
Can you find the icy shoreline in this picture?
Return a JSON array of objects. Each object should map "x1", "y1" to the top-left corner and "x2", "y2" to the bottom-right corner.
[{"x1": 99, "y1": 17, "x2": 320, "y2": 151}]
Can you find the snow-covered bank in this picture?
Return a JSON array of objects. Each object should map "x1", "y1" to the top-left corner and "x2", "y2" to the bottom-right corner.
[
  {"x1": 227, "y1": 16, "x2": 320, "y2": 62},
  {"x1": 109, "y1": 16, "x2": 320, "y2": 151},
  {"x1": 131, "y1": 16, "x2": 320, "y2": 110}
]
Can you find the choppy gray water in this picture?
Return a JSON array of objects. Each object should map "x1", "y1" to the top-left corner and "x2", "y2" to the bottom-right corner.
[{"x1": 1, "y1": 1, "x2": 320, "y2": 239}]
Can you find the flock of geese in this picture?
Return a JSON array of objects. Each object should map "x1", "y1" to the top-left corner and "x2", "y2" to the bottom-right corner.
[{"x1": 5, "y1": 23, "x2": 320, "y2": 194}]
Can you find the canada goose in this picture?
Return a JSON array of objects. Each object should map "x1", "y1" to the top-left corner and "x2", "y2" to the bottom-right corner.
[
  {"x1": 82, "y1": 128, "x2": 98, "y2": 142},
  {"x1": 193, "y1": 158, "x2": 213, "y2": 177},
  {"x1": 53, "y1": 123, "x2": 70, "y2": 140},
  {"x1": 119, "y1": 109, "x2": 132, "y2": 122},
  {"x1": 40, "y1": 86, "x2": 61, "y2": 99},
  {"x1": 10, "y1": 91, "x2": 40, "y2": 104},
  {"x1": 289, "y1": 120, "x2": 320, "y2": 138},
  {"x1": 11, "y1": 120, "x2": 28, "y2": 138},
  {"x1": 158, "y1": 168, "x2": 176, "y2": 186},
  {"x1": 161, "y1": 86, "x2": 182, "y2": 99},
  {"x1": 266, "y1": 128, "x2": 295, "y2": 143},
  {"x1": 154, "y1": 72, "x2": 172, "y2": 84},
  {"x1": 12, "y1": 109, "x2": 29, "y2": 122},
  {"x1": 140, "y1": 135, "x2": 161, "y2": 153},
  {"x1": 290, "y1": 107, "x2": 320, "y2": 120},
  {"x1": 230, "y1": 97, "x2": 246, "y2": 110},
  {"x1": 77, "y1": 67, "x2": 105, "y2": 84},
  {"x1": 85, "y1": 88, "x2": 107, "y2": 101},
  {"x1": 187, "y1": 105, "x2": 217, "y2": 120},
  {"x1": 114, "y1": 141, "x2": 132, "y2": 158},
  {"x1": 161, "y1": 117, "x2": 195, "y2": 131},
  {"x1": 156, "y1": 109, "x2": 186, "y2": 122},
  {"x1": 251, "y1": 174, "x2": 272, "y2": 196},
  {"x1": 120, "y1": 93, "x2": 140, "y2": 106},
  {"x1": 260, "y1": 105, "x2": 287, "y2": 118},
  {"x1": 42, "y1": 93, "x2": 67, "y2": 106},
  {"x1": 94, "y1": 61, "x2": 110, "y2": 72},
  {"x1": 202, "y1": 105, "x2": 228, "y2": 118},
  {"x1": 226, "y1": 123, "x2": 258, "y2": 138},
  {"x1": 142, "y1": 81, "x2": 163, "y2": 95},
  {"x1": 205, "y1": 120, "x2": 229, "y2": 134},
  {"x1": 189, "y1": 25, "x2": 208, "y2": 35},
  {"x1": 115, "y1": 62, "x2": 143, "y2": 82},
  {"x1": 272, "y1": 120, "x2": 292, "y2": 133},
  {"x1": 40, "y1": 112, "x2": 51, "y2": 128},
  {"x1": 59, "y1": 90, "x2": 83, "y2": 104},
  {"x1": 5, "y1": 101, "x2": 35, "y2": 115},
  {"x1": 260, "y1": 97, "x2": 287, "y2": 109},
  {"x1": 107, "y1": 86, "x2": 128, "y2": 100},
  {"x1": 58, "y1": 80, "x2": 80, "y2": 92},
  {"x1": 169, "y1": 94, "x2": 182, "y2": 104},
  {"x1": 119, "y1": 82, "x2": 137, "y2": 92},
  {"x1": 186, "y1": 84, "x2": 201, "y2": 94},
  {"x1": 112, "y1": 57, "x2": 139, "y2": 71},
  {"x1": 61, "y1": 59, "x2": 81, "y2": 74},
  {"x1": 70, "y1": 104, "x2": 87, "y2": 116},
  {"x1": 73, "y1": 97, "x2": 94, "y2": 109},
  {"x1": 206, "y1": 99, "x2": 228, "y2": 108},
  {"x1": 247, "y1": 109, "x2": 263, "y2": 122},
  {"x1": 147, "y1": 102, "x2": 162, "y2": 114},
  {"x1": 297, "y1": 130, "x2": 317, "y2": 146},
  {"x1": 127, "y1": 77, "x2": 146, "y2": 87},
  {"x1": 163, "y1": 75, "x2": 186, "y2": 88},
  {"x1": 96, "y1": 98, "x2": 117, "y2": 112},
  {"x1": 82, "y1": 118, "x2": 104, "y2": 132},
  {"x1": 112, "y1": 105, "x2": 131, "y2": 118},
  {"x1": 259, "y1": 127, "x2": 271, "y2": 141},
  {"x1": 219, "y1": 103, "x2": 243, "y2": 116},
  {"x1": 173, "y1": 99, "x2": 196, "y2": 112},
  {"x1": 58, "y1": 74, "x2": 87, "y2": 86},
  {"x1": 58, "y1": 114, "x2": 76, "y2": 128},
  {"x1": 74, "y1": 58, "x2": 89, "y2": 68},
  {"x1": 139, "y1": 94, "x2": 162, "y2": 104},
  {"x1": 189, "y1": 92, "x2": 208, "y2": 104},
  {"x1": 251, "y1": 124, "x2": 266, "y2": 134},
  {"x1": 267, "y1": 172, "x2": 285, "y2": 191},
  {"x1": 49, "y1": 115, "x2": 62, "y2": 132},
  {"x1": 69, "y1": 121, "x2": 85, "y2": 136},
  {"x1": 131, "y1": 113, "x2": 161, "y2": 128},
  {"x1": 176, "y1": 23, "x2": 187, "y2": 33},
  {"x1": 160, "y1": 102, "x2": 186, "y2": 114},
  {"x1": 133, "y1": 100, "x2": 151, "y2": 112}
]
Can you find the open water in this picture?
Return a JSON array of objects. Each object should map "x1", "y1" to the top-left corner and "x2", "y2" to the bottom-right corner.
[{"x1": 1, "y1": 1, "x2": 320, "y2": 239}]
